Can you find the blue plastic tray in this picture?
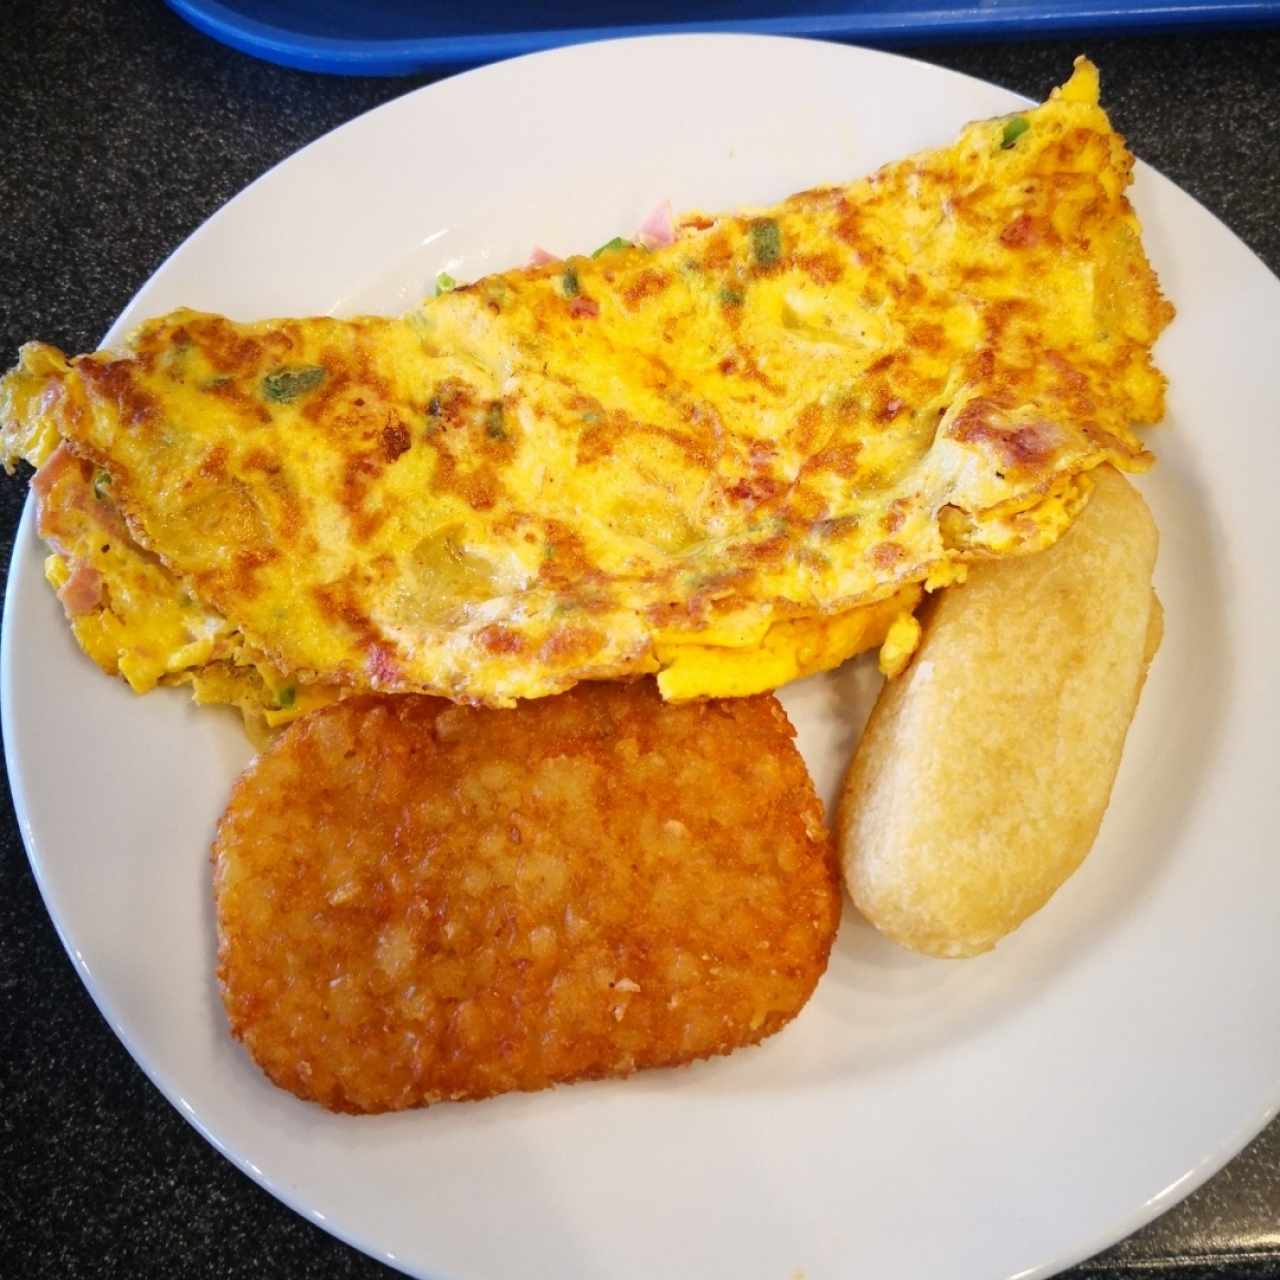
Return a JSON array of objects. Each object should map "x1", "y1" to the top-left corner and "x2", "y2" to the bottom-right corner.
[{"x1": 168, "y1": 0, "x2": 1280, "y2": 75}]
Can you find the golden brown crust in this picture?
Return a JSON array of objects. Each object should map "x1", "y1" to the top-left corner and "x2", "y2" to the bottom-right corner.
[
  {"x1": 213, "y1": 683, "x2": 839, "y2": 1112},
  {"x1": 837, "y1": 465, "x2": 1160, "y2": 957}
]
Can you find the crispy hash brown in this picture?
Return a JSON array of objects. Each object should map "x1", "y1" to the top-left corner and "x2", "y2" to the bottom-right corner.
[{"x1": 213, "y1": 684, "x2": 839, "y2": 1113}]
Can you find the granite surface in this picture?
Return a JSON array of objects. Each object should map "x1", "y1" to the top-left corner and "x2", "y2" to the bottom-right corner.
[{"x1": 1, "y1": 3, "x2": 1278, "y2": 1276}]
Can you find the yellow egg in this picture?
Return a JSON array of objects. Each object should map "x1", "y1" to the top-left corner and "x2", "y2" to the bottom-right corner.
[{"x1": 1, "y1": 59, "x2": 1170, "y2": 720}]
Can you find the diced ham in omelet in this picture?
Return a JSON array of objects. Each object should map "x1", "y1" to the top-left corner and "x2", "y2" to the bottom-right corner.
[{"x1": 0, "y1": 59, "x2": 1171, "y2": 727}]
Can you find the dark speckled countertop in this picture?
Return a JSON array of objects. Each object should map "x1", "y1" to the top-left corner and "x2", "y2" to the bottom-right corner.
[{"x1": 1, "y1": 4, "x2": 1278, "y2": 1276}]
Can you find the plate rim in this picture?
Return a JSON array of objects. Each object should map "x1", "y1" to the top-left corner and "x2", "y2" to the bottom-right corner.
[{"x1": 5, "y1": 33, "x2": 1280, "y2": 1280}]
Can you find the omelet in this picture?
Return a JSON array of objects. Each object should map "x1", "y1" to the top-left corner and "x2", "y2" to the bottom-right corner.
[{"x1": 0, "y1": 59, "x2": 1172, "y2": 720}]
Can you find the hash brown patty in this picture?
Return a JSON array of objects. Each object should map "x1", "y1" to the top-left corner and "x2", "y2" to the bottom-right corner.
[{"x1": 213, "y1": 683, "x2": 839, "y2": 1113}]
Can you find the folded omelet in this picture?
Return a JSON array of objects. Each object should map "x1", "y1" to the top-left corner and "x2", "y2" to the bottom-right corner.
[{"x1": 0, "y1": 59, "x2": 1171, "y2": 726}]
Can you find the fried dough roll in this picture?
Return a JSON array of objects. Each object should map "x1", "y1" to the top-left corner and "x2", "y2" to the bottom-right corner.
[{"x1": 838, "y1": 466, "x2": 1161, "y2": 957}]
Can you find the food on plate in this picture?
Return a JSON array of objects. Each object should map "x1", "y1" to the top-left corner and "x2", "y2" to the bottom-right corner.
[
  {"x1": 26, "y1": 443, "x2": 336, "y2": 730},
  {"x1": 836, "y1": 466, "x2": 1161, "y2": 958},
  {"x1": 2, "y1": 58, "x2": 1170, "y2": 725},
  {"x1": 213, "y1": 682, "x2": 840, "y2": 1112}
]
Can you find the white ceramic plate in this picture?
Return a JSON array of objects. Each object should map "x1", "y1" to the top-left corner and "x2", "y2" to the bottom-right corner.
[{"x1": 4, "y1": 34, "x2": 1279, "y2": 1280}]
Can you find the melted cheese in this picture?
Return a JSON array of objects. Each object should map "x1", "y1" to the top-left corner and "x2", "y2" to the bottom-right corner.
[{"x1": 657, "y1": 585, "x2": 922, "y2": 700}]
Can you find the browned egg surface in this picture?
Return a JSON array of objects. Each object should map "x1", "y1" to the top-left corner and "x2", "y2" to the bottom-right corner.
[
  {"x1": 2, "y1": 60, "x2": 1171, "y2": 715},
  {"x1": 213, "y1": 684, "x2": 840, "y2": 1112}
]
